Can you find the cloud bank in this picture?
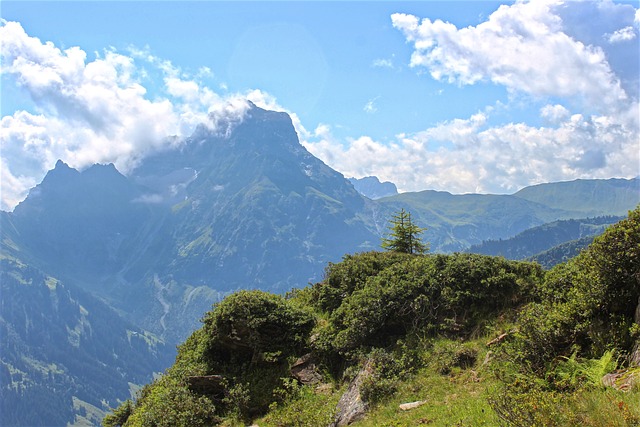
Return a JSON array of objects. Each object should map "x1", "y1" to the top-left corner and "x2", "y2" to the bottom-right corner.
[{"x1": 303, "y1": 0, "x2": 639, "y2": 194}]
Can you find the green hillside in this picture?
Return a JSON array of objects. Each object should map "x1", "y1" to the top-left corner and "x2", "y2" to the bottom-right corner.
[
  {"x1": 468, "y1": 216, "x2": 622, "y2": 261},
  {"x1": 375, "y1": 185, "x2": 638, "y2": 252},
  {"x1": 107, "y1": 208, "x2": 640, "y2": 427},
  {"x1": 514, "y1": 178, "x2": 639, "y2": 216},
  {"x1": 527, "y1": 235, "x2": 598, "y2": 269}
]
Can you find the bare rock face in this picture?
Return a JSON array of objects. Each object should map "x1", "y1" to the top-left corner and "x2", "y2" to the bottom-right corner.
[
  {"x1": 291, "y1": 353, "x2": 323, "y2": 385},
  {"x1": 330, "y1": 360, "x2": 374, "y2": 427}
]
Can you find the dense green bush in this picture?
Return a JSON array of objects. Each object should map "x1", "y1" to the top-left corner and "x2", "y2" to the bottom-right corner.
[
  {"x1": 316, "y1": 253, "x2": 542, "y2": 355},
  {"x1": 122, "y1": 376, "x2": 219, "y2": 427},
  {"x1": 106, "y1": 290, "x2": 315, "y2": 426},
  {"x1": 201, "y1": 290, "x2": 315, "y2": 368},
  {"x1": 103, "y1": 399, "x2": 133, "y2": 427},
  {"x1": 310, "y1": 251, "x2": 411, "y2": 313},
  {"x1": 510, "y1": 207, "x2": 640, "y2": 370}
]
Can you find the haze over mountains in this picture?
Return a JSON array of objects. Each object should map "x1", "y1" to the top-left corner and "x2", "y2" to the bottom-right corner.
[{"x1": 1, "y1": 103, "x2": 639, "y2": 426}]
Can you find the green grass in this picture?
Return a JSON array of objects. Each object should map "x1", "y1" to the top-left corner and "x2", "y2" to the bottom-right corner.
[
  {"x1": 249, "y1": 335, "x2": 640, "y2": 427},
  {"x1": 355, "y1": 368, "x2": 499, "y2": 427},
  {"x1": 257, "y1": 384, "x2": 342, "y2": 427}
]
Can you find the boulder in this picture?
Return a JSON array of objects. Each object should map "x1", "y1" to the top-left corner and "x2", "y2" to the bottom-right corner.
[
  {"x1": 330, "y1": 360, "x2": 374, "y2": 426},
  {"x1": 602, "y1": 369, "x2": 640, "y2": 392},
  {"x1": 291, "y1": 353, "x2": 323, "y2": 385},
  {"x1": 629, "y1": 297, "x2": 640, "y2": 366}
]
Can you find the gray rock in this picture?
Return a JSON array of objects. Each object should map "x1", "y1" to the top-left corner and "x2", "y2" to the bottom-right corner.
[
  {"x1": 291, "y1": 353, "x2": 323, "y2": 385},
  {"x1": 330, "y1": 360, "x2": 374, "y2": 426},
  {"x1": 399, "y1": 400, "x2": 428, "y2": 411},
  {"x1": 629, "y1": 297, "x2": 640, "y2": 366},
  {"x1": 602, "y1": 370, "x2": 640, "y2": 392}
]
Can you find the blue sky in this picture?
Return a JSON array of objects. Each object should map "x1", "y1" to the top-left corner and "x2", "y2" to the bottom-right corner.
[{"x1": 1, "y1": 1, "x2": 639, "y2": 210}]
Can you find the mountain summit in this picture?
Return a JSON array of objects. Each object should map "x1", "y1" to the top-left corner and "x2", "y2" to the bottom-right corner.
[{"x1": 6, "y1": 103, "x2": 379, "y2": 344}]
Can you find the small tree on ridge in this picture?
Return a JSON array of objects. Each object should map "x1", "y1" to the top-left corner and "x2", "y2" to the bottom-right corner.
[{"x1": 381, "y1": 209, "x2": 428, "y2": 254}]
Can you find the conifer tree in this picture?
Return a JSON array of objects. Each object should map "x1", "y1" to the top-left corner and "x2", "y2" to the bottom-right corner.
[{"x1": 381, "y1": 209, "x2": 428, "y2": 254}]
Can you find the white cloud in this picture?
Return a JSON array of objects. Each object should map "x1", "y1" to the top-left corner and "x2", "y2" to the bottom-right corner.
[
  {"x1": 0, "y1": 21, "x2": 252, "y2": 211},
  {"x1": 391, "y1": 1, "x2": 630, "y2": 115},
  {"x1": 337, "y1": 1, "x2": 637, "y2": 196},
  {"x1": 303, "y1": 105, "x2": 639, "y2": 195},
  {"x1": 540, "y1": 104, "x2": 570, "y2": 124},
  {"x1": 372, "y1": 58, "x2": 394, "y2": 69},
  {"x1": 363, "y1": 97, "x2": 379, "y2": 114},
  {"x1": 606, "y1": 26, "x2": 637, "y2": 43},
  {"x1": 0, "y1": 157, "x2": 38, "y2": 211}
]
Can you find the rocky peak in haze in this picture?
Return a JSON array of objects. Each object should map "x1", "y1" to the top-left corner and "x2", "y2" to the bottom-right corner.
[
  {"x1": 133, "y1": 102, "x2": 360, "y2": 204},
  {"x1": 128, "y1": 102, "x2": 375, "y2": 292},
  {"x1": 5, "y1": 102, "x2": 379, "y2": 344},
  {"x1": 11, "y1": 160, "x2": 151, "y2": 281},
  {"x1": 349, "y1": 176, "x2": 399, "y2": 199}
]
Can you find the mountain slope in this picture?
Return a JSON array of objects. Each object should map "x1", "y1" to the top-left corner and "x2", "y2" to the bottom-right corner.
[
  {"x1": 130, "y1": 104, "x2": 376, "y2": 289},
  {"x1": 514, "y1": 178, "x2": 640, "y2": 216},
  {"x1": 3, "y1": 103, "x2": 380, "y2": 346},
  {"x1": 377, "y1": 179, "x2": 639, "y2": 252},
  {"x1": 527, "y1": 235, "x2": 598, "y2": 269},
  {"x1": 107, "y1": 209, "x2": 640, "y2": 427},
  {"x1": 376, "y1": 191, "x2": 566, "y2": 252},
  {"x1": 467, "y1": 216, "x2": 622, "y2": 260},
  {"x1": 9, "y1": 160, "x2": 153, "y2": 284},
  {"x1": 0, "y1": 256, "x2": 171, "y2": 427}
]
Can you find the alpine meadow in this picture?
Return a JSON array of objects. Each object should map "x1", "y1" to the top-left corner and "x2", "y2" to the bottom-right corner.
[{"x1": 1, "y1": 1, "x2": 639, "y2": 426}]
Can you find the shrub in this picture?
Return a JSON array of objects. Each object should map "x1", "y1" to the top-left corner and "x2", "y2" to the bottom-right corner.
[
  {"x1": 324, "y1": 254, "x2": 542, "y2": 355},
  {"x1": 107, "y1": 290, "x2": 316, "y2": 425},
  {"x1": 122, "y1": 377, "x2": 219, "y2": 427},
  {"x1": 310, "y1": 251, "x2": 411, "y2": 313},
  {"x1": 102, "y1": 399, "x2": 133, "y2": 427},
  {"x1": 201, "y1": 290, "x2": 315, "y2": 368},
  {"x1": 511, "y1": 207, "x2": 640, "y2": 369}
]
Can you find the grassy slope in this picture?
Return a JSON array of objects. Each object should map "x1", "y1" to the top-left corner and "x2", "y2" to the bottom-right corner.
[{"x1": 256, "y1": 334, "x2": 640, "y2": 427}]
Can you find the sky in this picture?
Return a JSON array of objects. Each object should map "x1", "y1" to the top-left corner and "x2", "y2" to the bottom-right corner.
[{"x1": 1, "y1": 0, "x2": 639, "y2": 211}]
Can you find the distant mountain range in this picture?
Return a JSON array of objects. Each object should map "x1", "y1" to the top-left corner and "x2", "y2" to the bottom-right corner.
[{"x1": 1, "y1": 103, "x2": 638, "y2": 426}]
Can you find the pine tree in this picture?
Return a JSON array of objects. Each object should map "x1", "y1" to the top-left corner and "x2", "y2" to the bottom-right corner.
[{"x1": 381, "y1": 209, "x2": 428, "y2": 254}]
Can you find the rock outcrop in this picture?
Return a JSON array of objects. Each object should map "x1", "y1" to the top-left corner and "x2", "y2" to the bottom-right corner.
[{"x1": 330, "y1": 360, "x2": 374, "y2": 426}]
